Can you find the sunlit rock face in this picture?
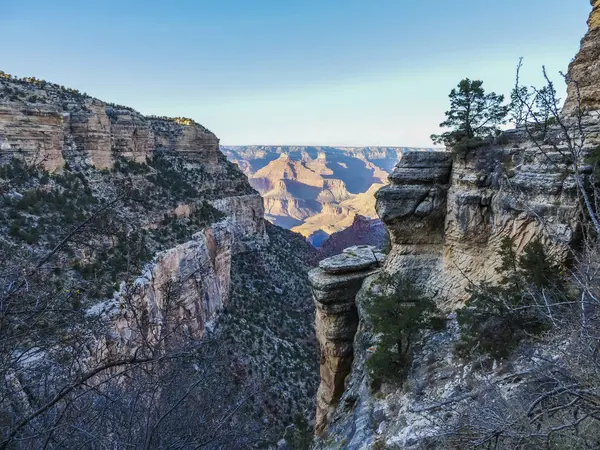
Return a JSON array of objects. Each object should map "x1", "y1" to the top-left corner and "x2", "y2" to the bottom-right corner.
[
  {"x1": 0, "y1": 77, "x2": 220, "y2": 172},
  {"x1": 0, "y1": 104, "x2": 66, "y2": 171},
  {"x1": 222, "y1": 146, "x2": 435, "y2": 240}
]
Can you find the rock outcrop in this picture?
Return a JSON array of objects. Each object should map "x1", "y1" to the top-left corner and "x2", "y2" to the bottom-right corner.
[
  {"x1": 222, "y1": 146, "x2": 434, "y2": 239},
  {"x1": 212, "y1": 194, "x2": 267, "y2": 250},
  {"x1": 309, "y1": 246, "x2": 384, "y2": 435},
  {"x1": 99, "y1": 222, "x2": 233, "y2": 350},
  {"x1": 376, "y1": 139, "x2": 584, "y2": 308},
  {"x1": 0, "y1": 77, "x2": 221, "y2": 173},
  {"x1": 314, "y1": 5, "x2": 600, "y2": 447},
  {"x1": 564, "y1": 0, "x2": 600, "y2": 114}
]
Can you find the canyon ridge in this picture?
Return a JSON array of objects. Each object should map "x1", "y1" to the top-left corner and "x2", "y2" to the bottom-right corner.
[{"x1": 222, "y1": 146, "x2": 432, "y2": 247}]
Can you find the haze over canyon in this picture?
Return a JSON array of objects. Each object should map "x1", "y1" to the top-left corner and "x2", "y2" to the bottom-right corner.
[{"x1": 222, "y1": 146, "x2": 433, "y2": 246}]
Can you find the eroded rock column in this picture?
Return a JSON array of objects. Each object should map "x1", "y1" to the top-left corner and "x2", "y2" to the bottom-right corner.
[
  {"x1": 375, "y1": 151, "x2": 452, "y2": 297},
  {"x1": 309, "y1": 246, "x2": 384, "y2": 435}
]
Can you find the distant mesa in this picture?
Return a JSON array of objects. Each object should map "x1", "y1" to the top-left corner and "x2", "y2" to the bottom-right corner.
[{"x1": 222, "y1": 145, "x2": 434, "y2": 247}]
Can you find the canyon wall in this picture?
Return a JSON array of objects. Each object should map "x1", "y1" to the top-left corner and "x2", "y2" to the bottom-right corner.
[
  {"x1": 0, "y1": 74, "x2": 267, "y2": 354},
  {"x1": 222, "y1": 146, "x2": 433, "y2": 244},
  {"x1": 0, "y1": 75, "x2": 323, "y2": 446},
  {"x1": 378, "y1": 136, "x2": 584, "y2": 308},
  {"x1": 99, "y1": 222, "x2": 234, "y2": 351},
  {"x1": 0, "y1": 77, "x2": 221, "y2": 173},
  {"x1": 313, "y1": 4, "x2": 600, "y2": 448},
  {"x1": 564, "y1": 0, "x2": 600, "y2": 114}
]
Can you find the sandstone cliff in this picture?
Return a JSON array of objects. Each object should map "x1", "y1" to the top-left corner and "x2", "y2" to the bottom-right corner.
[
  {"x1": 0, "y1": 75, "x2": 223, "y2": 174},
  {"x1": 563, "y1": 0, "x2": 600, "y2": 114},
  {"x1": 311, "y1": 4, "x2": 600, "y2": 448},
  {"x1": 0, "y1": 73, "x2": 266, "y2": 343},
  {"x1": 0, "y1": 74, "x2": 318, "y2": 448}
]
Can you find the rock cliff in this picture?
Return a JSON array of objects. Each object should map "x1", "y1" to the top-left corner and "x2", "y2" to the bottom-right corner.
[
  {"x1": 564, "y1": 0, "x2": 600, "y2": 114},
  {"x1": 0, "y1": 72, "x2": 324, "y2": 447},
  {"x1": 309, "y1": 246, "x2": 385, "y2": 435},
  {"x1": 314, "y1": 136, "x2": 589, "y2": 447},
  {"x1": 222, "y1": 146, "x2": 434, "y2": 240},
  {"x1": 377, "y1": 139, "x2": 583, "y2": 308},
  {"x1": 312, "y1": 4, "x2": 600, "y2": 448},
  {"x1": 0, "y1": 76, "x2": 223, "y2": 173},
  {"x1": 0, "y1": 74, "x2": 266, "y2": 345}
]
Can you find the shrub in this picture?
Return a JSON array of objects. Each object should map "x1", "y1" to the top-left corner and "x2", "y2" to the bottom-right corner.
[
  {"x1": 431, "y1": 78, "x2": 508, "y2": 155},
  {"x1": 365, "y1": 275, "x2": 444, "y2": 382},
  {"x1": 456, "y1": 237, "x2": 565, "y2": 358}
]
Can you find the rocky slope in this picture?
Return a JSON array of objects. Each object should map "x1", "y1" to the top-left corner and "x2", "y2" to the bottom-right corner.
[
  {"x1": 0, "y1": 71, "x2": 265, "y2": 343},
  {"x1": 222, "y1": 146, "x2": 433, "y2": 245},
  {"x1": 310, "y1": 4, "x2": 600, "y2": 449},
  {"x1": 0, "y1": 73, "x2": 318, "y2": 448}
]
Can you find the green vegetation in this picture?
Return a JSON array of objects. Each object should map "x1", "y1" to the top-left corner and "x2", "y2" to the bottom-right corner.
[
  {"x1": 0, "y1": 70, "x2": 89, "y2": 102},
  {"x1": 217, "y1": 223, "x2": 318, "y2": 434},
  {"x1": 0, "y1": 155, "x2": 227, "y2": 300},
  {"x1": 365, "y1": 275, "x2": 444, "y2": 382},
  {"x1": 145, "y1": 153, "x2": 199, "y2": 198},
  {"x1": 431, "y1": 78, "x2": 508, "y2": 156},
  {"x1": 284, "y1": 415, "x2": 313, "y2": 450},
  {"x1": 456, "y1": 237, "x2": 565, "y2": 358}
]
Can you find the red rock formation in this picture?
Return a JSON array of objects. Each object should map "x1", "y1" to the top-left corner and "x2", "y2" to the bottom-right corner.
[{"x1": 319, "y1": 215, "x2": 389, "y2": 257}]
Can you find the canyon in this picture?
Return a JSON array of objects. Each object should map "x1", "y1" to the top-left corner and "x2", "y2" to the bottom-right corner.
[
  {"x1": 1, "y1": 1, "x2": 599, "y2": 448},
  {"x1": 222, "y1": 146, "x2": 432, "y2": 248},
  {"x1": 0, "y1": 74, "x2": 318, "y2": 448}
]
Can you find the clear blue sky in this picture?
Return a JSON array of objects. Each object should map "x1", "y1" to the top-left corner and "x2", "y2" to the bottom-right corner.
[{"x1": 0, "y1": 0, "x2": 591, "y2": 147}]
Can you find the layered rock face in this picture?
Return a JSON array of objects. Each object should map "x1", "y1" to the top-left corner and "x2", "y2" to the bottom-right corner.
[
  {"x1": 564, "y1": 0, "x2": 600, "y2": 114},
  {"x1": 222, "y1": 146, "x2": 434, "y2": 242},
  {"x1": 313, "y1": 142, "x2": 589, "y2": 447},
  {"x1": 312, "y1": 6, "x2": 600, "y2": 447},
  {"x1": 375, "y1": 139, "x2": 584, "y2": 308},
  {"x1": 0, "y1": 77, "x2": 221, "y2": 173},
  {"x1": 0, "y1": 104, "x2": 66, "y2": 171},
  {"x1": 0, "y1": 74, "x2": 267, "y2": 357},
  {"x1": 211, "y1": 194, "x2": 266, "y2": 250},
  {"x1": 104, "y1": 223, "x2": 233, "y2": 350},
  {"x1": 309, "y1": 246, "x2": 384, "y2": 435},
  {"x1": 0, "y1": 75, "x2": 321, "y2": 448}
]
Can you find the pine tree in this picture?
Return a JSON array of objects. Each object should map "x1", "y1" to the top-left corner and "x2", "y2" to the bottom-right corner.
[{"x1": 431, "y1": 79, "x2": 508, "y2": 154}]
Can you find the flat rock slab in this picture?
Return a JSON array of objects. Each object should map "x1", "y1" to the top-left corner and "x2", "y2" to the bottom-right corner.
[{"x1": 318, "y1": 245, "x2": 385, "y2": 275}]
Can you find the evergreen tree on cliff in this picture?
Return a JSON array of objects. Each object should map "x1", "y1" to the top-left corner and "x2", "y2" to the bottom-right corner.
[{"x1": 431, "y1": 78, "x2": 508, "y2": 154}]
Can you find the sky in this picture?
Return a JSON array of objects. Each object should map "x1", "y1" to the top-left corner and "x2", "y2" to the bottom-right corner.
[{"x1": 0, "y1": 0, "x2": 592, "y2": 147}]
